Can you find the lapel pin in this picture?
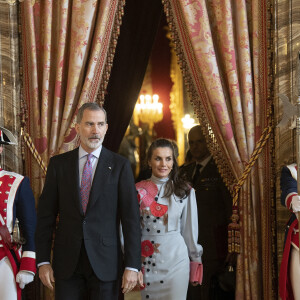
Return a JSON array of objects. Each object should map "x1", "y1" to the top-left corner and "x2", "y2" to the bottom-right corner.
[{"x1": 108, "y1": 166, "x2": 112, "y2": 170}]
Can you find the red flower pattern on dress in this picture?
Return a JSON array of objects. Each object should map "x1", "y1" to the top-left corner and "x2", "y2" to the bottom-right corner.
[
  {"x1": 136, "y1": 180, "x2": 158, "y2": 209},
  {"x1": 150, "y1": 202, "x2": 168, "y2": 217},
  {"x1": 141, "y1": 240, "x2": 154, "y2": 257}
]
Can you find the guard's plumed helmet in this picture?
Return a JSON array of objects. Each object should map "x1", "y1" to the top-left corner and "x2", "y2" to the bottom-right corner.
[{"x1": 0, "y1": 127, "x2": 17, "y2": 145}]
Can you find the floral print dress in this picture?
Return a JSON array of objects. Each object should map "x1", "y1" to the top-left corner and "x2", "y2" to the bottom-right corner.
[{"x1": 136, "y1": 175, "x2": 203, "y2": 300}]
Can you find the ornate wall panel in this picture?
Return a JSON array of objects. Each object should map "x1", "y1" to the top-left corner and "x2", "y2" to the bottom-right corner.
[
  {"x1": 275, "y1": 0, "x2": 300, "y2": 286},
  {"x1": 0, "y1": 2, "x2": 22, "y2": 174}
]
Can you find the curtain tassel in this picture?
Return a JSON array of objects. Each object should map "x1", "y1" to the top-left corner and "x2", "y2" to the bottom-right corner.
[{"x1": 228, "y1": 205, "x2": 240, "y2": 254}]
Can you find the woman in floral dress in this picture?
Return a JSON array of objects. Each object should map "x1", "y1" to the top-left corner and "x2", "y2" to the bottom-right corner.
[{"x1": 136, "y1": 138, "x2": 203, "y2": 300}]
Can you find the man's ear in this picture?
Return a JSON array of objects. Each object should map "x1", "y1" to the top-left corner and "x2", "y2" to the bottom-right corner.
[{"x1": 75, "y1": 123, "x2": 80, "y2": 134}]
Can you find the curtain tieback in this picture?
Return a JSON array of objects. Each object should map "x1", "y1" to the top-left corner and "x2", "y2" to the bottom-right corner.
[
  {"x1": 229, "y1": 121, "x2": 273, "y2": 254},
  {"x1": 21, "y1": 127, "x2": 47, "y2": 175}
]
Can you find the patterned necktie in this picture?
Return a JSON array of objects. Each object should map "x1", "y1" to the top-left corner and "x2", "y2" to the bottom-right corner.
[
  {"x1": 80, "y1": 153, "x2": 93, "y2": 214},
  {"x1": 192, "y1": 163, "x2": 202, "y2": 186}
]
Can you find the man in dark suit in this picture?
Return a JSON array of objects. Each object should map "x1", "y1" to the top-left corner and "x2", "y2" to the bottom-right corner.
[
  {"x1": 181, "y1": 125, "x2": 232, "y2": 300},
  {"x1": 36, "y1": 103, "x2": 142, "y2": 300}
]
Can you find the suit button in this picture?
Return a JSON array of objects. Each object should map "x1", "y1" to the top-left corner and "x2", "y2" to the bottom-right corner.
[{"x1": 83, "y1": 220, "x2": 86, "y2": 225}]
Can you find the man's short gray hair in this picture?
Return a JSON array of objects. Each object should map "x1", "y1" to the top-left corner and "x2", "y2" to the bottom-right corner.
[{"x1": 76, "y1": 103, "x2": 107, "y2": 123}]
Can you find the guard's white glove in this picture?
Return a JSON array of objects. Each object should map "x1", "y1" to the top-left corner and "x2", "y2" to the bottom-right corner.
[
  {"x1": 16, "y1": 271, "x2": 34, "y2": 289},
  {"x1": 291, "y1": 195, "x2": 300, "y2": 213}
]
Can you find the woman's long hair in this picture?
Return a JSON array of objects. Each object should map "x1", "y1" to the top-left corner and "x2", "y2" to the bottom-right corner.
[{"x1": 147, "y1": 138, "x2": 190, "y2": 198}]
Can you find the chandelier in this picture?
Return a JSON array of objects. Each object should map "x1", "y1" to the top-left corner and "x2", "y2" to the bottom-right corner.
[
  {"x1": 135, "y1": 94, "x2": 163, "y2": 132},
  {"x1": 181, "y1": 114, "x2": 195, "y2": 130}
]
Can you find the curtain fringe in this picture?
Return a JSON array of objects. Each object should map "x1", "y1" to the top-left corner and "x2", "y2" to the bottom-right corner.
[
  {"x1": 162, "y1": 0, "x2": 236, "y2": 194},
  {"x1": 96, "y1": 0, "x2": 125, "y2": 104}
]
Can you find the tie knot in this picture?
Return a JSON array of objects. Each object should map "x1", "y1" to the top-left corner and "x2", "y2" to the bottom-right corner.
[{"x1": 87, "y1": 154, "x2": 93, "y2": 161}]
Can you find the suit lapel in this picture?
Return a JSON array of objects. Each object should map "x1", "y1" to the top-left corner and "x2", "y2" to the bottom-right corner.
[
  {"x1": 87, "y1": 147, "x2": 112, "y2": 211},
  {"x1": 67, "y1": 148, "x2": 82, "y2": 214},
  {"x1": 200, "y1": 158, "x2": 215, "y2": 178}
]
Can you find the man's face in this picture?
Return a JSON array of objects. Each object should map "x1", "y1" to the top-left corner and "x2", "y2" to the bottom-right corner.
[
  {"x1": 188, "y1": 127, "x2": 209, "y2": 162},
  {"x1": 75, "y1": 109, "x2": 108, "y2": 153}
]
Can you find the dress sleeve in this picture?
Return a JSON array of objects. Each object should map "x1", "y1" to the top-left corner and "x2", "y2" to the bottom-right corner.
[{"x1": 180, "y1": 188, "x2": 203, "y2": 263}]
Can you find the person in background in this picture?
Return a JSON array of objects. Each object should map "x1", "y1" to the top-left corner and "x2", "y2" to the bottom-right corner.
[
  {"x1": 36, "y1": 103, "x2": 142, "y2": 300},
  {"x1": 180, "y1": 125, "x2": 232, "y2": 300},
  {"x1": 136, "y1": 138, "x2": 203, "y2": 300},
  {"x1": 183, "y1": 149, "x2": 195, "y2": 166},
  {"x1": 0, "y1": 126, "x2": 36, "y2": 300}
]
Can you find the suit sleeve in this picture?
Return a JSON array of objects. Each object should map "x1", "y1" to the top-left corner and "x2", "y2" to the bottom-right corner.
[
  {"x1": 118, "y1": 159, "x2": 141, "y2": 270},
  {"x1": 280, "y1": 166, "x2": 298, "y2": 210},
  {"x1": 35, "y1": 157, "x2": 59, "y2": 264},
  {"x1": 16, "y1": 176, "x2": 37, "y2": 274}
]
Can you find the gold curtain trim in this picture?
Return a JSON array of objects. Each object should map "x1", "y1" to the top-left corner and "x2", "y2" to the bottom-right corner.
[
  {"x1": 162, "y1": 0, "x2": 236, "y2": 194},
  {"x1": 232, "y1": 120, "x2": 273, "y2": 205},
  {"x1": 163, "y1": 0, "x2": 275, "y2": 202},
  {"x1": 21, "y1": 128, "x2": 47, "y2": 175},
  {"x1": 96, "y1": 0, "x2": 125, "y2": 104}
]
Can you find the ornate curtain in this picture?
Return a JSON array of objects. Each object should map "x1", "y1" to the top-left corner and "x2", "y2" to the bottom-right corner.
[
  {"x1": 163, "y1": 0, "x2": 275, "y2": 299},
  {"x1": 21, "y1": 0, "x2": 124, "y2": 197}
]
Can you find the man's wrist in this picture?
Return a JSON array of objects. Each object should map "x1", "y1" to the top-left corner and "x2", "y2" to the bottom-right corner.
[
  {"x1": 125, "y1": 267, "x2": 138, "y2": 273},
  {"x1": 37, "y1": 262, "x2": 50, "y2": 268}
]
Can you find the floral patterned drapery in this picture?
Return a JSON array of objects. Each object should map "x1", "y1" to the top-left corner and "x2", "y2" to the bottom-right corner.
[
  {"x1": 21, "y1": 0, "x2": 124, "y2": 196},
  {"x1": 163, "y1": 0, "x2": 274, "y2": 299}
]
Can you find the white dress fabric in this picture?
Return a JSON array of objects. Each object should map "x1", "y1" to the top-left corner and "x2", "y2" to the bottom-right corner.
[{"x1": 136, "y1": 175, "x2": 203, "y2": 300}]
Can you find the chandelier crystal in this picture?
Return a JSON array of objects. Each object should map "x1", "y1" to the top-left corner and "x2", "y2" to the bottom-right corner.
[{"x1": 135, "y1": 94, "x2": 163, "y2": 132}]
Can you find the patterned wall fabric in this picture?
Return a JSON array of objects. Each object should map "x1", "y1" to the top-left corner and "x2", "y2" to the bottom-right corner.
[
  {"x1": 275, "y1": 0, "x2": 300, "y2": 295},
  {"x1": 0, "y1": 3, "x2": 23, "y2": 174}
]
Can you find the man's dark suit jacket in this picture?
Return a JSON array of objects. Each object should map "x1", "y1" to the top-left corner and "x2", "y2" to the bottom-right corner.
[
  {"x1": 35, "y1": 147, "x2": 141, "y2": 281},
  {"x1": 180, "y1": 158, "x2": 232, "y2": 263}
]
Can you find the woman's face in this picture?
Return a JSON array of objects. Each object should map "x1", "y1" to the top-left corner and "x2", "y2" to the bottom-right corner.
[{"x1": 148, "y1": 147, "x2": 174, "y2": 179}]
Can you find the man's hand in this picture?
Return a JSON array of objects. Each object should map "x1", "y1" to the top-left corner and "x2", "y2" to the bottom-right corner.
[
  {"x1": 39, "y1": 264, "x2": 55, "y2": 290},
  {"x1": 137, "y1": 270, "x2": 144, "y2": 287},
  {"x1": 121, "y1": 269, "x2": 138, "y2": 294}
]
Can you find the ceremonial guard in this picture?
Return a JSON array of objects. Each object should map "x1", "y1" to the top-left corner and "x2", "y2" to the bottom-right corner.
[
  {"x1": 279, "y1": 163, "x2": 300, "y2": 300},
  {"x1": 0, "y1": 126, "x2": 36, "y2": 300}
]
